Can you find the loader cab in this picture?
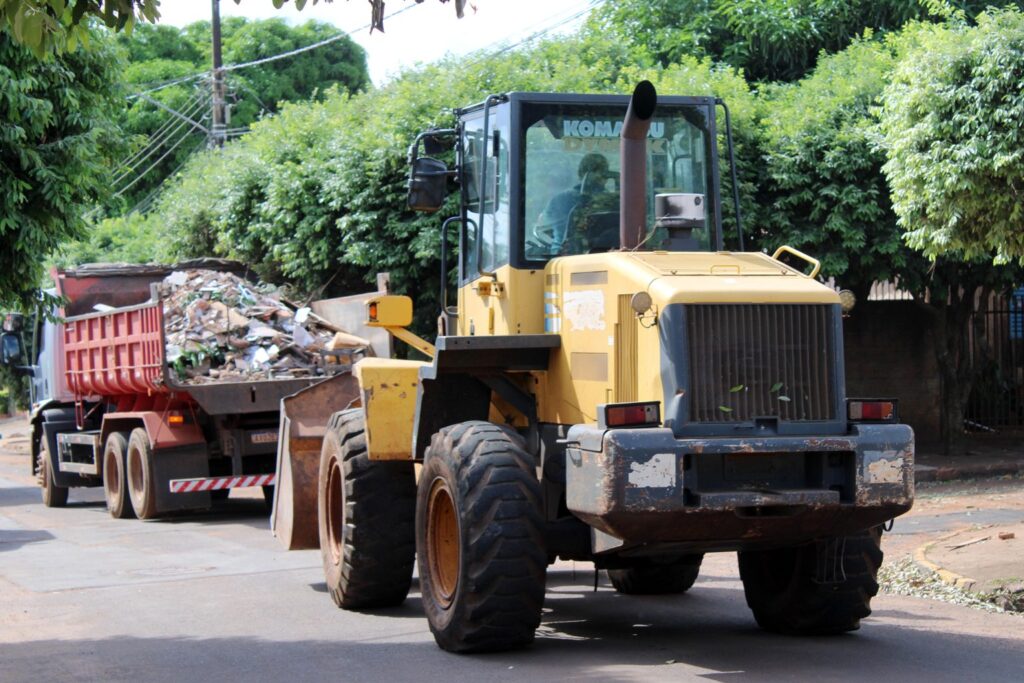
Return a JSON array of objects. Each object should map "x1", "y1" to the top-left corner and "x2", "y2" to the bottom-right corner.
[{"x1": 409, "y1": 91, "x2": 729, "y2": 336}]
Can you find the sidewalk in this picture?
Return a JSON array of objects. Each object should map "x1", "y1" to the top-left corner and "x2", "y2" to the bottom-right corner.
[{"x1": 916, "y1": 434, "x2": 1024, "y2": 482}]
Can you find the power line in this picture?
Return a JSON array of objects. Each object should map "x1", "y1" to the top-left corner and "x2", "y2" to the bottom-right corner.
[
  {"x1": 114, "y1": 113, "x2": 208, "y2": 196},
  {"x1": 113, "y1": 94, "x2": 209, "y2": 184},
  {"x1": 115, "y1": 89, "x2": 207, "y2": 173},
  {"x1": 128, "y1": 135, "x2": 207, "y2": 215},
  {"x1": 125, "y1": 2, "x2": 420, "y2": 101},
  {"x1": 222, "y1": 3, "x2": 419, "y2": 74},
  {"x1": 476, "y1": 0, "x2": 603, "y2": 63}
]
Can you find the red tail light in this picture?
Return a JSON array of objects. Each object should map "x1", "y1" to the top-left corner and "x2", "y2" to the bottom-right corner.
[
  {"x1": 600, "y1": 402, "x2": 661, "y2": 428},
  {"x1": 847, "y1": 399, "x2": 897, "y2": 422}
]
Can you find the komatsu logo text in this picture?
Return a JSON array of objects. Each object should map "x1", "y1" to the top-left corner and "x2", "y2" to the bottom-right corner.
[{"x1": 563, "y1": 119, "x2": 665, "y2": 139}]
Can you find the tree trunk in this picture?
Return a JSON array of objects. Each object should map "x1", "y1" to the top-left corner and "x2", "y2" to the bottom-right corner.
[{"x1": 930, "y1": 285, "x2": 991, "y2": 455}]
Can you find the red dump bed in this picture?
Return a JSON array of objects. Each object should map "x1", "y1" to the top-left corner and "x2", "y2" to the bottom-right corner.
[
  {"x1": 63, "y1": 302, "x2": 166, "y2": 400},
  {"x1": 53, "y1": 262, "x2": 327, "y2": 415}
]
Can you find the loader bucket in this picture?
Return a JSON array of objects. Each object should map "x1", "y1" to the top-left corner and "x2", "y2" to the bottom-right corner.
[{"x1": 271, "y1": 372, "x2": 360, "y2": 550}]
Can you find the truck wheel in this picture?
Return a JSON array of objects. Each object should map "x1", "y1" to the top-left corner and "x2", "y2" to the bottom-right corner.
[
  {"x1": 126, "y1": 428, "x2": 159, "y2": 520},
  {"x1": 738, "y1": 527, "x2": 883, "y2": 635},
  {"x1": 37, "y1": 436, "x2": 68, "y2": 508},
  {"x1": 102, "y1": 432, "x2": 135, "y2": 519},
  {"x1": 317, "y1": 409, "x2": 415, "y2": 609},
  {"x1": 417, "y1": 421, "x2": 547, "y2": 653},
  {"x1": 608, "y1": 554, "x2": 703, "y2": 595}
]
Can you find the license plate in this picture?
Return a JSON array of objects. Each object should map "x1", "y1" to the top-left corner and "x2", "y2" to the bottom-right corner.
[{"x1": 250, "y1": 431, "x2": 278, "y2": 444}]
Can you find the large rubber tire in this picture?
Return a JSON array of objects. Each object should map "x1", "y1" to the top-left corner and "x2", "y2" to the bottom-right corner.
[
  {"x1": 102, "y1": 431, "x2": 135, "y2": 519},
  {"x1": 739, "y1": 527, "x2": 883, "y2": 635},
  {"x1": 126, "y1": 428, "x2": 159, "y2": 520},
  {"x1": 608, "y1": 554, "x2": 704, "y2": 595},
  {"x1": 317, "y1": 409, "x2": 415, "y2": 609},
  {"x1": 416, "y1": 421, "x2": 547, "y2": 653},
  {"x1": 38, "y1": 436, "x2": 68, "y2": 508}
]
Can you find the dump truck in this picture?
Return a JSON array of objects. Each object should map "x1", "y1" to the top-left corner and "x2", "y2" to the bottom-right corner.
[
  {"x1": 1, "y1": 260, "x2": 374, "y2": 520},
  {"x1": 274, "y1": 81, "x2": 914, "y2": 653}
]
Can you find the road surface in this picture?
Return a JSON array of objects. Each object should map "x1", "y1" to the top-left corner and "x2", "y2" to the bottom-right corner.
[{"x1": 1, "y1": 416, "x2": 1022, "y2": 682}]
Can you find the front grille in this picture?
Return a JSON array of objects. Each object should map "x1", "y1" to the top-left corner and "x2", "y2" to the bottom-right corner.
[{"x1": 686, "y1": 304, "x2": 836, "y2": 422}]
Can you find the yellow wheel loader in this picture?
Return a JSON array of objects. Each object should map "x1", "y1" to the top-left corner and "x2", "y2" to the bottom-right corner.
[{"x1": 284, "y1": 81, "x2": 914, "y2": 653}]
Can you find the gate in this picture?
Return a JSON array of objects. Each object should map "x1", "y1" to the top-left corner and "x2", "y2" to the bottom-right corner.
[{"x1": 965, "y1": 288, "x2": 1024, "y2": 428}]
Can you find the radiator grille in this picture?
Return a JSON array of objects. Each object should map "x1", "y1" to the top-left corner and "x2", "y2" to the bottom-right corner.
[{"x1": 686, "y1": 304, "x2": 836, "y2": 423}]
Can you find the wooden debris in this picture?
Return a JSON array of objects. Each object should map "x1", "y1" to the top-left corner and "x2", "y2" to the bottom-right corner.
[{"x1": 161, "y1": 269, "x2": 355, "y2": 385}]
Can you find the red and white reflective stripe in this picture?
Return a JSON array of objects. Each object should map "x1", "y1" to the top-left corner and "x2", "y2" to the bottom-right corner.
[{"x1": 169, "y1": 473, "x2": 276, "y2": 494}]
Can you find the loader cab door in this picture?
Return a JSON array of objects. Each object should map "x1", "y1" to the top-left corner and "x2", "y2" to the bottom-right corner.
[{"x1": 457, "y1": 100, "x2": 514, "y2": 336}]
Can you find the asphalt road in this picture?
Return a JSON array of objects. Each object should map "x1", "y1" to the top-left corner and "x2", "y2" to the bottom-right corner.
[{"x1": 2, "y1": 420, "x2": 1023, "y2": 682}]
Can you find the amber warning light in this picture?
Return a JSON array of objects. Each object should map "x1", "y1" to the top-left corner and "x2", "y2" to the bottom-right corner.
[
  {"x1": 599, "y1": 402, "x2": 661, "y2": 429},
  {"x1": 847, "y1": 399, "x2": 897, "y2": 422},
  {"x1": 168, "y1": 411, "x2": 185, "y2": 426}
]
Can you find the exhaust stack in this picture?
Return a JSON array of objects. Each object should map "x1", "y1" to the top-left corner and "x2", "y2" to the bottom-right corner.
[{"x1": 619, "y1": 80, "x2": 657, "y2": 250}]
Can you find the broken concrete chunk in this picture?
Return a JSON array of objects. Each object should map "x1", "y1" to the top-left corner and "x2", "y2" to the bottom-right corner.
[{"x1": 161, "y1": 268, "x2": 362, "y2": 384}]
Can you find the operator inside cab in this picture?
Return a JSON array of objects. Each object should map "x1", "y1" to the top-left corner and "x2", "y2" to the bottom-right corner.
[
  {"x1": 533, "y1": 152, "x2": 619, "y2": 257},
  {"x1": 521, "y1": 102, "x2": 716, "y2": 262}
]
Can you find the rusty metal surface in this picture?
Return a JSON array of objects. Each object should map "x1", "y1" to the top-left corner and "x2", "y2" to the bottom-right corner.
[
  {"x1": 271, "y1": 373, "x2": 360, "y2": 550},
  {"x1": 565, "y1": 422, "x2": 914, "y2": 552}
]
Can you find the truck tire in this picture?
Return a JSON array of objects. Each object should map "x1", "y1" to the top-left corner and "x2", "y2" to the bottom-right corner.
[
  {"x1": 38, "y1": 436, "x2": 68, "y2": 508},
  {"x1": 317, "y1": 409, "x2": 415, "y2": 609},
  {"x1": 738, "y1": 527, "x2": 883, "y2": 635},
  {"x1": 102, "y1": 431, "x2": 135, "y2": 519},
  {"x1": 608, "y1": 554, "x2": 703, "y2": 595},
  {"x1": 126, "y1": 428, "x2": 159, "y2": 520},
  {"x1": 417, "y1": 421, "x2": 547, "y2": 653}
]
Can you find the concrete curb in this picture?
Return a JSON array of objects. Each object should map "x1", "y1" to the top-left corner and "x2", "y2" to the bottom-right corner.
[
  {"x1": 912, "y1": 530, "x2": 978, "y2": 591},
  {"x1": 915, "y1": 463, "x2": 1024, "y2": 483}
]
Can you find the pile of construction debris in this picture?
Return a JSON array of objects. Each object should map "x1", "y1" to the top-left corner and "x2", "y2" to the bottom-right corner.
[{"x1": 161, "y1": 269, "x2": 364, "y2": 384}]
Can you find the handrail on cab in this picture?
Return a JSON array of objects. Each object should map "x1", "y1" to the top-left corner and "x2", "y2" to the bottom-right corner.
[{"x1": 772, "y1": 245, "x2": 821, "y2": 279}]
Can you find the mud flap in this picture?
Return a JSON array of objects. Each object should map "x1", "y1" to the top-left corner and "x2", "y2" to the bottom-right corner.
[{"x1": 153, "y1": 445, "x2": 211, "y2": 514}]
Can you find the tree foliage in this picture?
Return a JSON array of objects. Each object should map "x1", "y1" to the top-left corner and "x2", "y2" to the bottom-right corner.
[
  {"x1": 112, "y1": 17, "x2": 368, "y2": 210},
  {"x1": 0, "y1": 30, "x2": 125, "y2": 310},
  {"x1": 757, "y1": 37, "x2": 915, "y2": 296},
  {"x1": 105, "y1": 34, "x2": 756, "y2": 332},
  {"x1": 880, "y1": 8, "x2": 1024, "y2": 263},
  {"x1": 0, "y1": 0, "x2": 464, "y2": 55},
  {"x1": 587, "y1": 0, "x2": 1021, "y2": 82}
]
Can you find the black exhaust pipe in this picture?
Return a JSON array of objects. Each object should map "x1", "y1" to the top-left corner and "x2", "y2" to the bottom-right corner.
[{"x1": 620, "y1": 80, "x2": 657, "y2": 250}]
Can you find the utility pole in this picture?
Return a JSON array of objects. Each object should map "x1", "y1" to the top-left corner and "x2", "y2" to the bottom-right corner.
[{"x1": 210, "y1": 0, "x2": 226, "y2": 147}]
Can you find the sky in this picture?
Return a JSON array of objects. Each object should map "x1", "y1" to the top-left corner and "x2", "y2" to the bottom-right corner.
[{"x1": 157, "y1": 0, "x2": 598, "y2": 85}]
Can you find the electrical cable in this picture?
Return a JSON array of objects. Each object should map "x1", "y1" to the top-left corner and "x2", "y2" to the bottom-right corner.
[
  {"x1": 113, "y1": 113, "x2": 207, "y2": 196},
  {"x1": 222, "y1": 3, "x2": 419, "y2": 74},
  {"x1": 114, "y1": 89, "x2": 208, "y2": 172},
  {"x1": 113, "y1": 95, "x2": 209, "y2": 184},
  {"x1": 128, "y1": 134, "x2": 206, "y2": 215},
  {"x1": 125, "y1": 2, "x2": 419, "y2": 100}
]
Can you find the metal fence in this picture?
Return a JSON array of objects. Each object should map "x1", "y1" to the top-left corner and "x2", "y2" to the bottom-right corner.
[{"x1": 965, "y1": 288, "x2": 1024, "y2": 429}]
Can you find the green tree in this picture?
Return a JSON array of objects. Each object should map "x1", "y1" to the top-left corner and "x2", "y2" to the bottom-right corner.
[
  {"x1": 762, "y1": 26, "x2": 1023, "y2": 449},
  {"x1": 0, "y1": 0, "x2": 462, "y2": 55},
  {"x1": 757, "y1": 37, "x2": 908, "y2": 298},
  {"x1": 122, "y1": 33, "x2": 756, "y2": 334},
  {"x1": 109, "y1": 17, "x2": 369, "y2": 211},
  {"x1": 880, "y1": 8, "x2": 1024, "y2": 263},
  {"x1": 587, "y1": 0, "x2": 1020, "y2": 82},
  {"x1": 0, "y1": 30, "x2": 126, "y2": 310}
]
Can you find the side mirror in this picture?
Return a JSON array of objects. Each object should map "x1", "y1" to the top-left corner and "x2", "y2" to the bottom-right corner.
[
  {"x1": 407, "y1": 156, "x2": 449, "y2": 213},
  {"x1": 1, "y1": 332, "x2": 23, "y2": 365}
]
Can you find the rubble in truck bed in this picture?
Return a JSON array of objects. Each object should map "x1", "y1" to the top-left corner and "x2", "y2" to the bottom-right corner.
[{"x1": 161, "y1": 270, "x2": 365, "y2": 385}]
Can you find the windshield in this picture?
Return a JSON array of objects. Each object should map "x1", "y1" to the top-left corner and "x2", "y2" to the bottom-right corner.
[{"x1": 522, "y1": 102, "x2": 716, "y2": 261}]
